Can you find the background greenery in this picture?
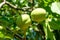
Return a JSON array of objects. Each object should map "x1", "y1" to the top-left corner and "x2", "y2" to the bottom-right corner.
[{"x1": 0, "y1": 0, "x2": 60, "y2": 40}]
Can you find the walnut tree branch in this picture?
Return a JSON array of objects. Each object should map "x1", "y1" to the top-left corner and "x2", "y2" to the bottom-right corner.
[
  {"x1": 5, "y1": 1, "x2": 30, "y2": 11},
  {"x1": 0, "y1": 0, "x2": 6, "y2": 8},
  {"x1": 6, "y1": 27, "x2": 23, "y2": 40}
]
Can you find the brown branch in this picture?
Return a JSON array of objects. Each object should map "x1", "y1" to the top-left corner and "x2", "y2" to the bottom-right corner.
[
  {"x1": 5, "y1": 1, "x2": 30, "y2": 11},
  {"x1": 0, "y1": 0, "x2": 31, "y2": 11},
  {"x1": 37, "y1": 24, "x2": 46, "y2": 40},
  {"x1": 6, "y1": 1, "x2": 17, "y2": 9},
  {"x1": 0, "y1": 0, "x2": 6, "y2": 8},
  {"x1": 6, "y1": 27, "x2": 23, "y2": 40},
  {"x1": 4, "y1": 0, "x2": 6, "y2": 2}
]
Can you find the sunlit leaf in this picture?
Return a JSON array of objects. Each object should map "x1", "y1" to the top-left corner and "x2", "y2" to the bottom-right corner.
[
  {"x1": 51, "y1": 2, "x2": 60, "y2": 14},
  {"x1": 49, "y1": 18, "x2": 60, "y2": 30},
  {"x1": 0, "y1": 32, "x2": 4, "y2": 38}
]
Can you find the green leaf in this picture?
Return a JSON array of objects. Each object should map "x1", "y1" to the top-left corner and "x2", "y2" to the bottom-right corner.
[
  {"x1": 47, "y1": 26, "x2": 55, "y2": 40},
  {"x1": 0, "y1": 32, "x2": 4, "y2": 38},
  {"x1": 51, "y1": 2, "x2": 60, "y2": 15},
  {"x1": 43, "y1": 20, "x2": 56, "y2": 40},
  {"x1": 49, "y1": 18, "x2": 60, "y2": 30}
]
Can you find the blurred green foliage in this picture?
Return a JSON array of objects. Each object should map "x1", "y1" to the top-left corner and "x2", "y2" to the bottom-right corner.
[{"x1": 0, "y1": 0, "x2": 60, "y2": 40}]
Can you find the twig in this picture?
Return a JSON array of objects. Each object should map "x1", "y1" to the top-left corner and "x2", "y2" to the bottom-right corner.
[
  {"x1": 6, "y1": 1, "x2": 17, "y2": 9},
  {"x1": 0, "y1": 0, "x2": 31, "y2": 11},
  {"x1": 5, "y1": 1, "x2": 30, "y2": 11},
  {"x1": 0, "y1": 0, "x2": 6, "y2": 8},
  {"x1": 6, "y1": 27, "x2": 23, "y2": 40},
  {"x1": 4, "y1": 0, "x2": 6, "y2": 2},
  {"x1": 37, "y1": 24, "x2": 46, "y2": 40},
  {"x1": 28, "y1": 0, "x2": 34, "y2": 11}
]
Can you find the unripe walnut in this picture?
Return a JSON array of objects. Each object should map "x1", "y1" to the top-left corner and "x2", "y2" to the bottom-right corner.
[
  {"x1": 16, "y1": 14, "x2": 31, "y2": 31},
  {"x1": 31, "y1": 8, "x2": 46, "y2": 23}
]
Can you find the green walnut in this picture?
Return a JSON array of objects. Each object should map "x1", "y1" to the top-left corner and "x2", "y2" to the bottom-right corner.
[
  {"x1": 31, "y1": 8, "x2": 46, "y2": 23},
  {"x1": 16, "y1": 14, "x2": 31, "y2": 31}
]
